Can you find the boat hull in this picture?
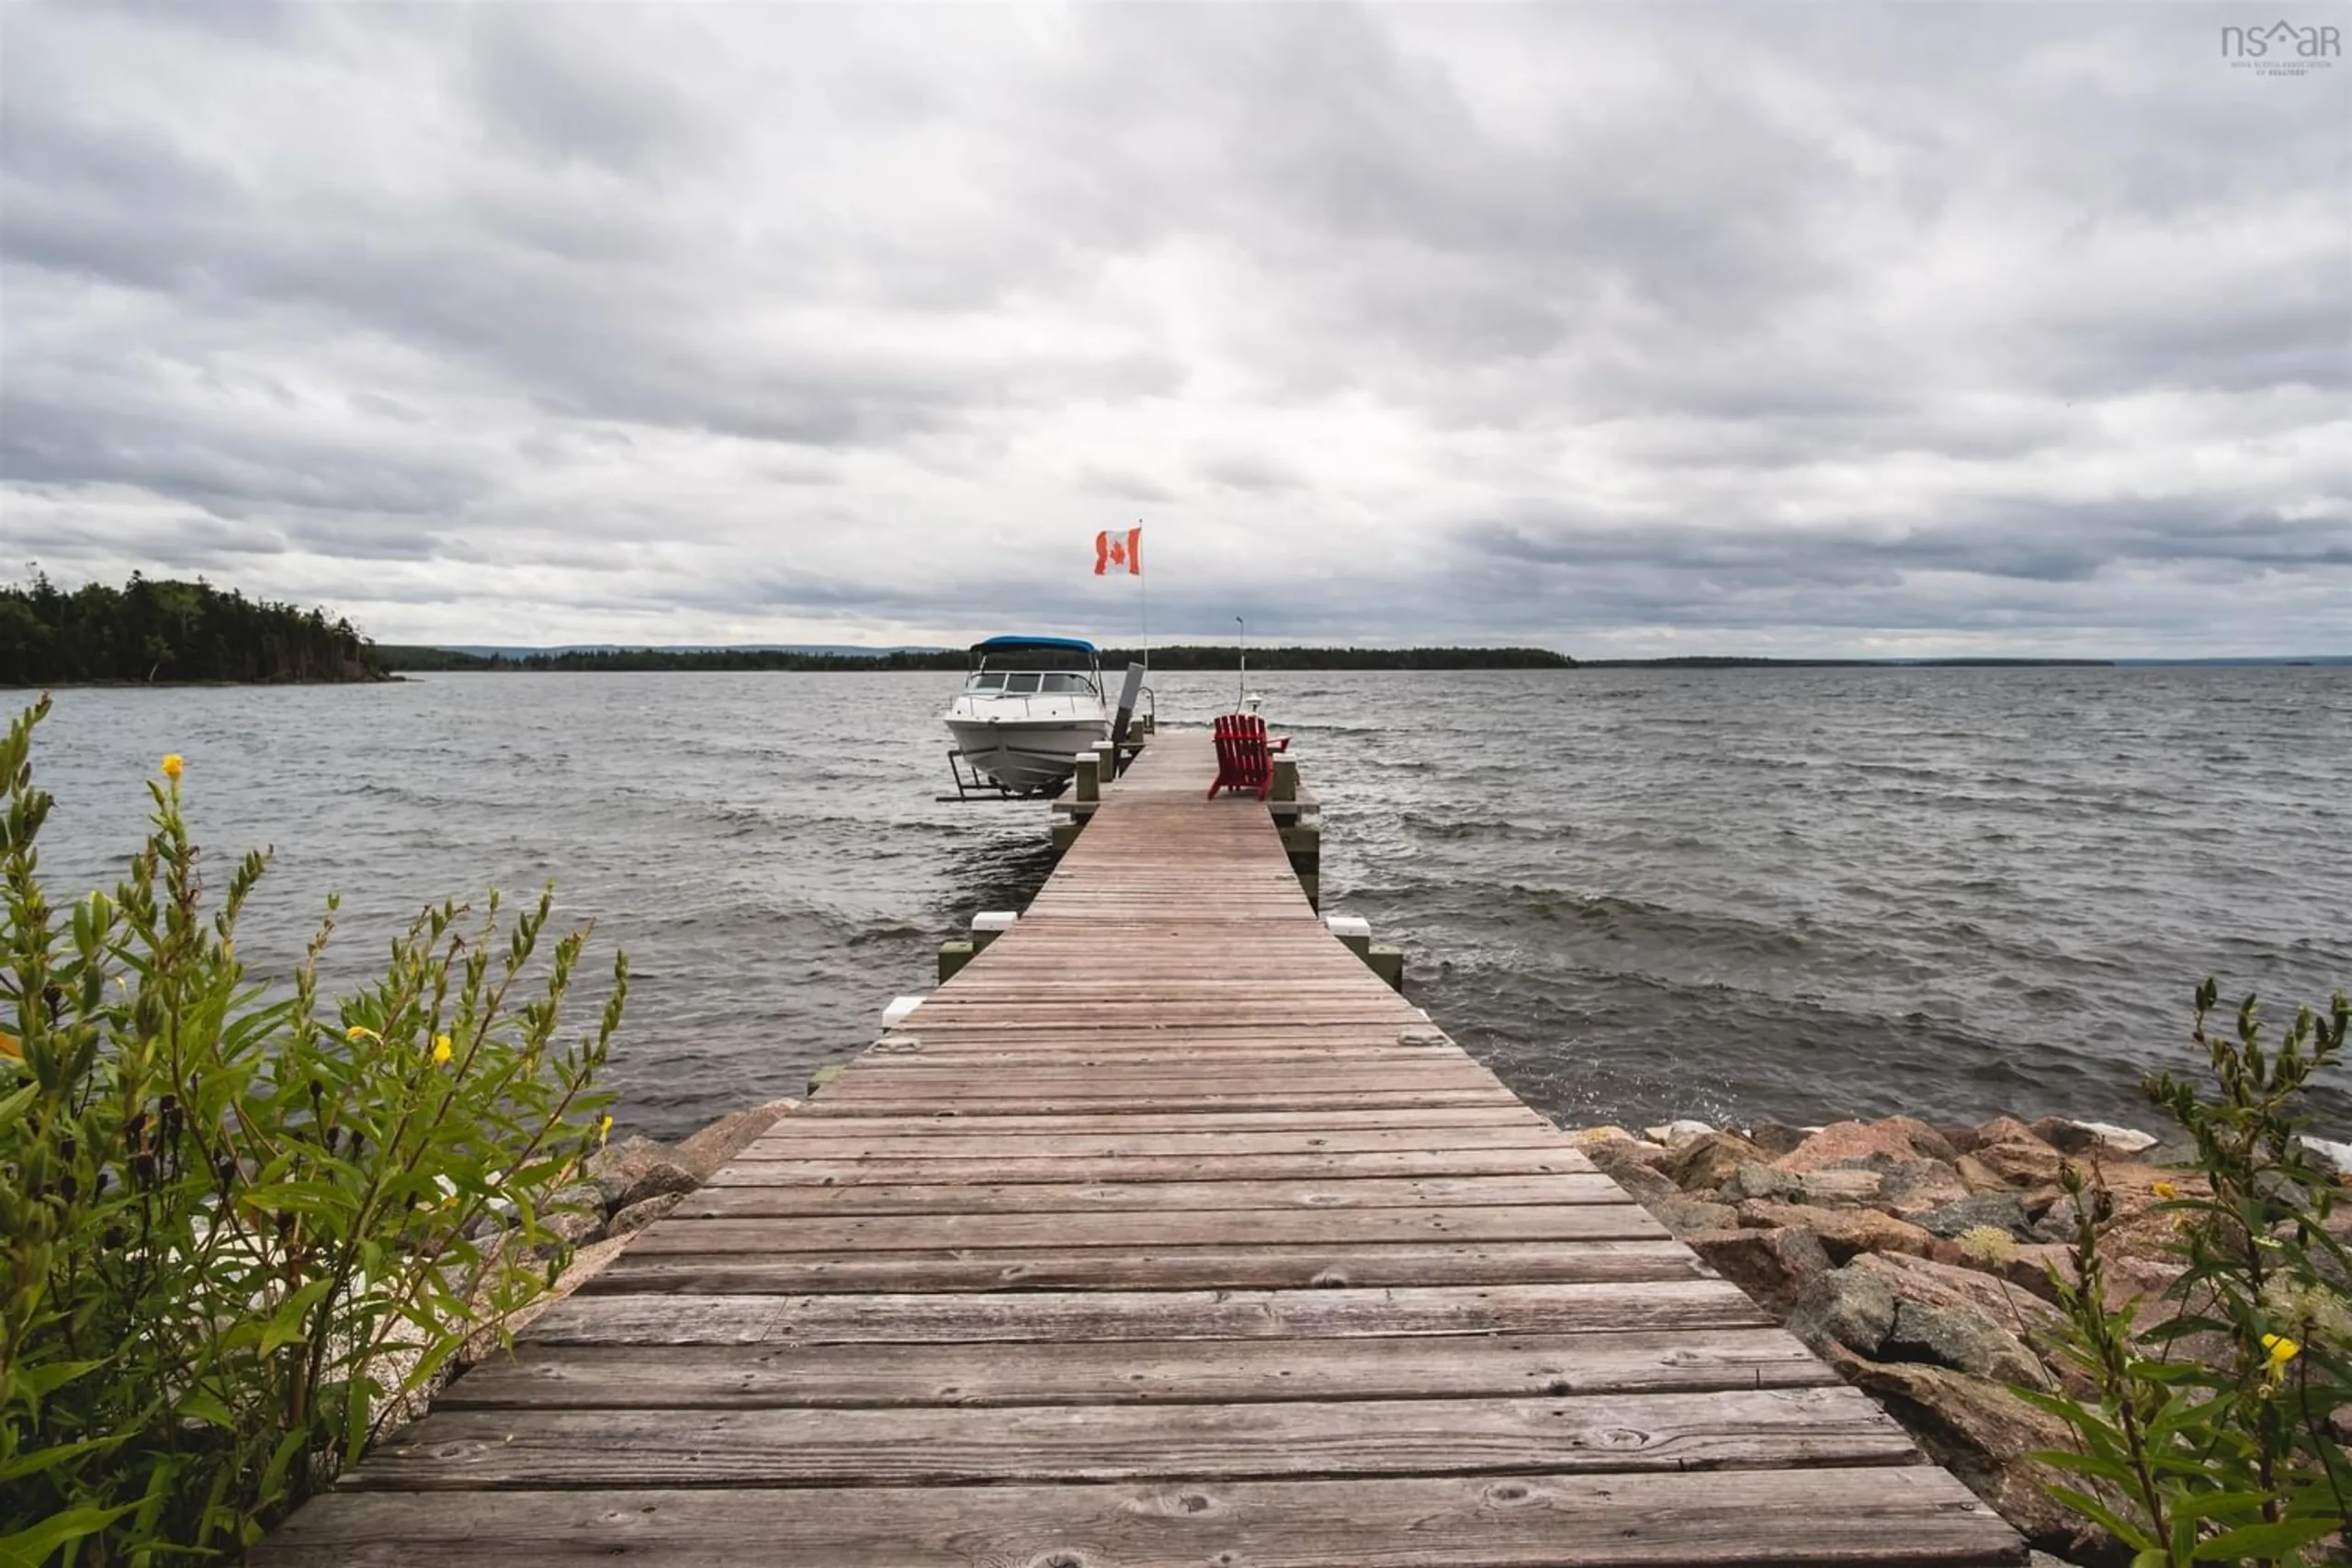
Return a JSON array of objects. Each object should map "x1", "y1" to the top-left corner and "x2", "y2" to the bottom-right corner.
[{"x1": 946, "y1": 716, "x2": 1110, "y2": 794}]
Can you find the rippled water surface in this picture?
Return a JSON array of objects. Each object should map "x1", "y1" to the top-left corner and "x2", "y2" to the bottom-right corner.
[{"x1": 21, "y1": 667, "x2": 2350, "y2": 1140}]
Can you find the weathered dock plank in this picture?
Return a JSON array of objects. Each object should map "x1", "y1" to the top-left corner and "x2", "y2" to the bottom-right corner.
[
  {"x1": 616, "y1": 1203, "x2": 1672, "y2": 1252},
  {"x1": 355, "y1": 1385, "x2": 1920, "y2": 1489},
  {"x1": 526, "y1": 1278, "x2": 1779, "y2": 1347},
  {"x1": 251, "y1": 730, "x2": 2023, "y2": 1566},
  {"x1": 707, "y1": 1147, "x2": 1600, "y2": 1182},
  {"x1": 436, "y1": 1327, "x2": 1842, "y2": 1410},
  {"x1": 678, "y1": 1171, "x2": 1631, "y2": 1213},
  {"x1": 254, "y1": 1469, "x2": 2019, "y2": 1567},
  {"x1": 580, "y1": 1237, "x2": 1708, "y2": 1294}
]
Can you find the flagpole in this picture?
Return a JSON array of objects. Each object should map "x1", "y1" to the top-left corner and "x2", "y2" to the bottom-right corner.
[{"x1": 1138, "y1": 520, "x2": 1148, "y2": 676}]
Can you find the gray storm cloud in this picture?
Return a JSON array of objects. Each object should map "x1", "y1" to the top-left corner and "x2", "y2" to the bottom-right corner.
[{"x1": 1, "y1": 1, "x2": 2346, "y2": 654}]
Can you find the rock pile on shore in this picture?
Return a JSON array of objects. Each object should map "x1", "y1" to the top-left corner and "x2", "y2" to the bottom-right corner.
[
  {"x1": 544, "y1": 1097, "x2": 802, "y2": 1250},
  {"x1": 442, "y1": 1097, "x2": 800, "y2": 1339},
  {"x1": 1571, "y1": 1113, "x2": 2206, "y2": 1565}
]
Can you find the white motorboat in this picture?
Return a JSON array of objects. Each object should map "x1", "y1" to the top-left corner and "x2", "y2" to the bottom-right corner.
[{"x1": 944, "y1": 635, "x2": 1112, "y2": 795}]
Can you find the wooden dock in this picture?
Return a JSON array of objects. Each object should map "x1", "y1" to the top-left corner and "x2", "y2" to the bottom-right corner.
[{"x1": 254, "y1": 732, "x2": 2025, "y2": 1565}]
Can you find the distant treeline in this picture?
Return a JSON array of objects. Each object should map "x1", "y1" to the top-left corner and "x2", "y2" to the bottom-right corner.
[
  {"x1": 1100, "y1": 645, "x2": 1573, "y2": 671},
  {"x1": 376, "y1": 644, "x2": 1577, "y2": 672},
  {"x1": 377, "y1": 647, "x2": 969, "y2": 672},
  {"x1": 2, "y1": 574, "x2": 387, "y2": 687}
]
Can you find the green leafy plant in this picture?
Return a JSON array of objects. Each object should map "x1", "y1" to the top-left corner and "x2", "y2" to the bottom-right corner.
[
  {"x1": 0, "y1": 696, "x2": 625, "y2": 1563},
  {"x1": 2019, "y1": 979, "x2": 2350, "y2": 1566}
]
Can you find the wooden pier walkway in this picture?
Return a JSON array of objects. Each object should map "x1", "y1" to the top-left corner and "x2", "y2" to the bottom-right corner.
[{"x1": 254, "y1": 732, "x2": 2025, "y2": 1565}]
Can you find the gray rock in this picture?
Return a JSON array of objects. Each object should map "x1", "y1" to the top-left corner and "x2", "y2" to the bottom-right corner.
[
  {"x1": 1581, "y1": 1134, "x2": 1671, "y2": 1171},
  {"x1": 608, "y1": 1191, "x2": 685, "y2": 1235},
  {"x1": 1849, "y1": 1252, "x2": 2061, "y2": 1339},
  {"x1": 587, "y1": 1135, "x2": 673, "y2": 1209},
  {"x1": 2031, "y1": 1117, "x2": 2158, "y2": 1159},
  {"x1": 531, "y1": 1190, "x2": 607, "y2": 1255},
  {"x1": 1845, "y1": 1359, "x2": 2111, "y2": 1561},
  {"x1": 585, "y1": 1134, "x2": 662, "y2": 1179},
  {"x1": 672, "y1": 1098, "x2": 800, "y2": 1181},
  {"x1": 1735, "y1": 1200, "x2": 1936, "y2": 1261},
  {"x1": 1799, "y1": 1168, "x2": 1885, "y2": 1206},
  {"x1": 1820, "y1": 1151, "x2": 1903, "y2": 1175},
  {"x1": 1874, "y1": 1157, "x2": 1973, "y2": 1216},
  {"x1": 1645, "y1": 1118, "x2": 1718, "y2": 1149},
  {"x1": 1664, "y1": 1131, "x2": 1767, "y2": 1193},
  {"x1": 615, "y1": 1159, "x2": 700, "y2": 1212},
  {"x1": 2301, "y1": 1135, "x2": 2352, "y2": 1176},
  {"x1": 1721, "y1": 1161, "x2": 1804, "y2": 1203},
  {"x1": 2031, "y1": 1191, "x2": 2096, "y2": 1244},
  {"x1": 1743, "y1": 1120, "x2": 1812, "y2": 1157},
  {"x1": 547, "y1": 1182, "x2": 604, "y2": 1219},
  {"x1": 1687, "y1": 1225, "x2": 1834, "y2": 1316},
  {"x1": 2028, "y1": 1117, "x2": 2102, "y2": 1156},
  {"x1": 1645, "y1": 1194, "x2": 1738, "y2": 1237},
  {"x1": 1786, "y1": 1266, "x2": 1896, "y2": 1358},
  {"x1": 1884, "y1": 1299, "x2": 2050, "y2": 1389},
  {"x1": 2070, "y1": 1121, "x2": 2157, "y2": 1158},
  {"x1": 1957, "y1": 1138, "x2": 2065, "y2": 1192},
  {"x1": 1917, "y1": 1192, "x2": 2036, "y2": 1241},
  {"x1": 1596, "y1": 1160, "x2": 1679, "y2": 1211}
]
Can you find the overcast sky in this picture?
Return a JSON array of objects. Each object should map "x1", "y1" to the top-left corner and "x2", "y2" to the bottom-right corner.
[{"x1": 3, "y1": 2, "x2": 2346, "y2": 656}]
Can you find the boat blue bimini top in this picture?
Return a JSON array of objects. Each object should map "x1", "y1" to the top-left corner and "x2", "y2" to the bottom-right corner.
[
  {"x1": 967, "y1": 635, "x2": 1102, "y2": 675},
  {"x1": 972, "y1": 636, "x2": 1099, "y2": 655}
]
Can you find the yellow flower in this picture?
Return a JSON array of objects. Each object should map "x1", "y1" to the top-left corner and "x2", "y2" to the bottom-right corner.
[
  {"x1": 432, "y1": 1033, "x2": 454, "y2": 1065},
  {"x1": 2151, "y1": 1180, "x2": 2179, "y2": 1201},
  {"x1": 2264, "y1": 1333, "x2": 2301, "y2": 1367},
  {"x1": 161, "y1": 752, "x2": 184, "y2": 782},
  {"x1": 345, "y1": 1025, "x2": 377, "y2": 1043},
  {"x1": 596, "y1": 1114, "x2": 614, "y2": 1147},
  {"x1": 0, "y1": 1029, "x2": 20, "y2": 1062}
]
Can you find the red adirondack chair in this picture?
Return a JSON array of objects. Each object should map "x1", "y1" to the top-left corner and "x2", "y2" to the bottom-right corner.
[{"x1": 1206, "y1": 713, "x2": 1291, "y2": 800}]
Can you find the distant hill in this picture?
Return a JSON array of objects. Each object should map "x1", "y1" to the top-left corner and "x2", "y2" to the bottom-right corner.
[
  {"x1": 372, "y1": 644, "x2": 2352, "y2": 677},
  {"x1": 377, "y1": 643, "x2": 1577, "y2": 672},
  {"x1": 376, "y1": 646, "x2": 962, "y2": 672},
  {"x1": 1101, "y1": 645, "x2": 1571, "y2": 671},
  {"x1": 434, "y1": 643, "x2": 947, "y2": 660}
]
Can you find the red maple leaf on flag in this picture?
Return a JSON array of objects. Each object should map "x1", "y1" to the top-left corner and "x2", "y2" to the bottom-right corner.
[{"x1": 1094, "y1": 526, "x2": 1142, "y2": 576}]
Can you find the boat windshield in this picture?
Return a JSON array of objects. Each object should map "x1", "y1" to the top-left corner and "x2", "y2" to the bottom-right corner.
[
  {"x1": 966, "y1": 671, "x2": 1098, "y2": 696},
  {"x1": 976, "y1": 645, "x2": 1096, "y2": 676}
]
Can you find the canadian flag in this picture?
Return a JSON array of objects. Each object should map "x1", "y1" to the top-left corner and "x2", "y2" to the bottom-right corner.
[{"x1": 1094, "y1": 526, "x2": 1142, "y2": 577}]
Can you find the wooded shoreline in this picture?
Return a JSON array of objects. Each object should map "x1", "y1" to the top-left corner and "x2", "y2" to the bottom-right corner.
[{"x1": 377, "y1": 646, "x2": 2123, "y2": 673}]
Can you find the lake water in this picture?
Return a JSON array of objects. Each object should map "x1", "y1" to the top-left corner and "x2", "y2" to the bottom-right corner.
[{"x1": 15, "y1": 667, "x2": 2349, "y2": 1142}]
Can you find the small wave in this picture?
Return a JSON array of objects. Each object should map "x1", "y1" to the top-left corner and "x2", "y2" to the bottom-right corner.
[
  {"x1": 847, "y1": 923, "x2": 930, "y2": 947},
  {"x1": 1398, "y1": 811, "x2": 1562, "y2": 843}
]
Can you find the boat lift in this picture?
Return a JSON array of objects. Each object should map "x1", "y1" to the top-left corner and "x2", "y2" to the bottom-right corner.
[{"x1": 940, "y1": 663, "x2": 1153, "y2": 803}]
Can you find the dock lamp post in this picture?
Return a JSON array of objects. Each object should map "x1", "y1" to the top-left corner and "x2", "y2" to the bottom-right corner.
[{"x1": 1236, "y1": 615, "x2": 1246, "y2": 708}]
